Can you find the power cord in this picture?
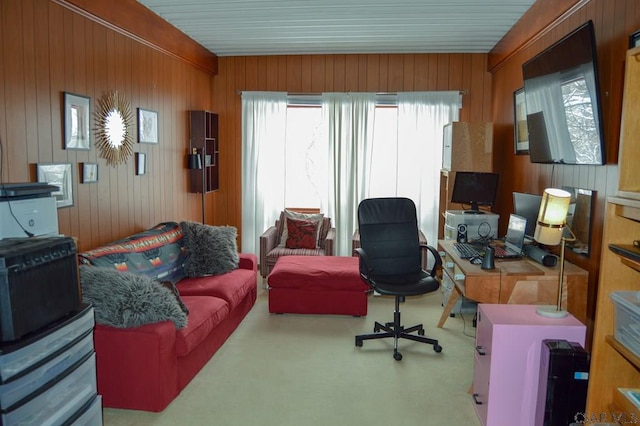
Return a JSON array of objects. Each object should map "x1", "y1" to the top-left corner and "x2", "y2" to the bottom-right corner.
[
  {"x1": 459, "y1": 297, "x2": 477, "y2": 339},
  {"x1": 0, "y1": 137, "x2": 35, "y2": 237}
]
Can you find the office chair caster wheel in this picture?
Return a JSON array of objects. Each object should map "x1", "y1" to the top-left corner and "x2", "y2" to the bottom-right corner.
[
  {"x1": 393, "y1": 352, "x2": 403, "y2": 361},
  {"x1": 355, "y1": 338, "x2": 363, "y2": 347},
  {"x1": 433, "y1": 344, "x2": 443, "y2": 353},
  {"x1": 418, "y1": 329, "x2": 425, "y2": 336}
]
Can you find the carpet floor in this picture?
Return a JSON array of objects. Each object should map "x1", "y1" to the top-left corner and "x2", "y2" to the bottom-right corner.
[{"x1": 103, "y1": 286, "x2": 482, "y2": 426}]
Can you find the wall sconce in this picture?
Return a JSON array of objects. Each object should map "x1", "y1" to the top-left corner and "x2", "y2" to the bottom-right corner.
[{"x1": 534, "y1": 188, "x2": 577, "y2": 318}]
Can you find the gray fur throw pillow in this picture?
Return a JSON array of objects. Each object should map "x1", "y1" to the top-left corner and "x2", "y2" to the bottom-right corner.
[
  {"x1": 80, "y1": 265, "x2": 188, "y2": 329},
  {"x1": 180, "y1": 221, "x2": 240, "y2": 276}
]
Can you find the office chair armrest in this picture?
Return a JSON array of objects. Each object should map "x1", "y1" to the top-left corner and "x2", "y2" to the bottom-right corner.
[
  {"x1": 354, "y1": 247, "x2": 373, "y2": 277},
  {"x1": 420, "y1": 244, "x2": 443, "y2": 277}
]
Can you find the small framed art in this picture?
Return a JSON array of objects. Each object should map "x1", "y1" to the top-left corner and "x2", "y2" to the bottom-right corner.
[
  {"x1": 513, "y1": 87, "x2": 529, "y2": 155},
  {"x1": 137, "y1": 108, "x2": 158, "y2": 144},
  {"x1": 64, "y1": 92, "x2": 91, "y2": 150},
  {"x1": 136, "y1": 152, "x2": 146, "y2": 175},
  {"x1": 82, "y1": 163, "x2": 98, "y2": 183},
  {"x1": 37, "y1": 163, "x2": 73, "y2": 208}
]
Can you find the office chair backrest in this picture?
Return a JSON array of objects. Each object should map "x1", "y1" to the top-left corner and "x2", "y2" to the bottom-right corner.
[{"x1": 357, "y1": 197, "x2": 422, "y2": 279}]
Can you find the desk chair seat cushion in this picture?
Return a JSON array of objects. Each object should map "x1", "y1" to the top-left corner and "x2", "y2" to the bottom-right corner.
[{"x1": 365, "y1": 271, "x2": 440, "y2": 297}]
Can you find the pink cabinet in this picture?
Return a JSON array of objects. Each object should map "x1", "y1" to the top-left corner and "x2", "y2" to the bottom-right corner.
[{"x1": 472, "y1": 304, "x2": 586, "y2": 426}]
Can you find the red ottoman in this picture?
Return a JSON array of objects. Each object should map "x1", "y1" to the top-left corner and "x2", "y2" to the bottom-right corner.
[{"x1": 267, "y1": 256, "x2": 370, "y2": 316}]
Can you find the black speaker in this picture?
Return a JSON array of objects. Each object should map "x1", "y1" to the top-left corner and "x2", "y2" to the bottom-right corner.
[
  {"x1": 523, "y1": 244, "x2": 558, "y2": 267},
  {"x1": 456, "y1": 224, "x2": 468, "y2": 243}
]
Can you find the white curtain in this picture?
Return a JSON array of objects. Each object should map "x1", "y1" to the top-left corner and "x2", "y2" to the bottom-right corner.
[
  {"x1": 396, "y1": 92, "x2": 460, "y2": 248},
  {"x1": 241, "y1": 92, "x2": 288, "y2": 255},
  {"x1": 322, "y1": 93, "x2": 376, "y2": 256},
  {"x1": 240, "y1": 90, "x2": 460, "y2": 259}
]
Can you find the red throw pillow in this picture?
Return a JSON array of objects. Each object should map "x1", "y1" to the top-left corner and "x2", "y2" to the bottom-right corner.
[{"x1": 285, "y1": 218, "x2": 319, "y2": 249}]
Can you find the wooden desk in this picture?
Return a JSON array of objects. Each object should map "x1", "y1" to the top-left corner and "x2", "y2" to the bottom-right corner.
[{"x1": 437, "y1": 239, "x2": 588, "y2": 327}]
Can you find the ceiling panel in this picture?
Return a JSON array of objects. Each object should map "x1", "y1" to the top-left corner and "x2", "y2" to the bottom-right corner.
[{"x1": 136, "y1": 0, "x2": 535, "y2": 56}]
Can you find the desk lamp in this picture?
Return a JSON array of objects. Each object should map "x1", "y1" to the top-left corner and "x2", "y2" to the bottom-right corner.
[
  {"x1": 533, "y1": 188, "x2": 576, "y2": 318},
  {"x1": 187, "y1": 148, "x2": 206, "y2": 224}
]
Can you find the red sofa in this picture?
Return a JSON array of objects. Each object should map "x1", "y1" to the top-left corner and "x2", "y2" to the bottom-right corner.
[{"x1": 78, "y1": 222, "x2": 257, "y2": 412}]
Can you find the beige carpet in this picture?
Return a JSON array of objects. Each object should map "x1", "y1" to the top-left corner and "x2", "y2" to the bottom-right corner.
[{"x1": 103, "y1": 287, "x2": 482, "y2": 426}]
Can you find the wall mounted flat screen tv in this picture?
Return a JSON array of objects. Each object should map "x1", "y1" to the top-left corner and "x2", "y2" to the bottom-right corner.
[
  {"x1": 450, "y1": 171, "x2": 499, "y2": 214},
  {"x1": 522, "y1": 20, "x2": 605, "y2": 165}
]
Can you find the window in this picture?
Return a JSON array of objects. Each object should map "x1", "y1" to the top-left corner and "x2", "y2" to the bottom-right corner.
[
  {"x1": 284, "y1": 104, "x2": 401, "y2": 206},
  {"x1": 284, "y1": 106, "x2": 324, "y2": 207}
]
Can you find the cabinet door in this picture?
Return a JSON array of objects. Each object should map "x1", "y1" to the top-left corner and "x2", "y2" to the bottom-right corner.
[
  {"x1": 442, "y1": 122, "x2": 493, "y2": 172},
  {"x1": 472, "y1": 353, "x2": 490, "y2": 426},
  {"x1": 473, "y1": 306, "x2": 493, "y2": 426}
]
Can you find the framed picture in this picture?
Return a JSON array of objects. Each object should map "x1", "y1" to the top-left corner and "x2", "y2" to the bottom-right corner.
[
  {"x1": 37, "y1": 163, "x2": 73, "y2": 208},
  {"x1": 82, "y1": 163, "x2": 98, "y2": 183},
  {"x1": 513, "y1": 87, "x2": 529, "y2": 155},
  {"x1": 64, "y1": 93, "x2": 91, "y2": 150},
  {"x1": 136, "y1": 152, "x2": 146, "y2": 175},
  {"x1": 137, "y1": 108, "x2": 158, "y2": 144},
  {"x1": 630, "y1": 29, "x2": 640, "y2": 48}
]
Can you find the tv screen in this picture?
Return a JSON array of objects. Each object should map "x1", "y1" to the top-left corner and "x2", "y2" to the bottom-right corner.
[
  {"x1": 450, "y1": 172, "x2": 499, "y2": 214},
  {"x1": 512, "y1": 192, "x2": 542, "y2": 238},
  {"x1": 522, "y1": 20, "x2": 605, "y2": 165}
]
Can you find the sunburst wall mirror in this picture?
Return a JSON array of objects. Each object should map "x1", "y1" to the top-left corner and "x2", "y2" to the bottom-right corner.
[{"x1": 95, "y1": 91, "x2": 134, "y2": 166}]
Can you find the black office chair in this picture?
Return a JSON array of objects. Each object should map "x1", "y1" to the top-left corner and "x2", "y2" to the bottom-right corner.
[{"x1": 354, "y1": 197, "x2": 443, "y2": 361}]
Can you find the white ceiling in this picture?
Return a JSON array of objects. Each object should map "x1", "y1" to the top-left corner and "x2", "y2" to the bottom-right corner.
[{"x1": 136, "y1": 0, "x2": 536, "y2": 57}]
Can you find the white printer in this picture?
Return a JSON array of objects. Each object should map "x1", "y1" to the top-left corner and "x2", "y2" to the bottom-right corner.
[{"x1": 0, "y1": 183, "x2": 59, "y2": 238}]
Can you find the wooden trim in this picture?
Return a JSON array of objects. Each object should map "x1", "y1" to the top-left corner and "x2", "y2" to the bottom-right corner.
[
  {"x1": 488, "y1": 0, "x2": 586, "y2": 73},
  {"x1": 53, "y1": 0, "x2": 218, "y2": 75}
]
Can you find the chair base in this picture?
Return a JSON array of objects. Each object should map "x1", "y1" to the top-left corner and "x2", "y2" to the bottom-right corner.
[{"x1": 355, "y1": 296, "x2": 442, "y2": 361}]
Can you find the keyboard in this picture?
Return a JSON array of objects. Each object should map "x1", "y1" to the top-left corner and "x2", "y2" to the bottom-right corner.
[
  {"x1": 492, "y1": 245, "x2": 510, "y2": 257},
  {"x1": 453, "y1": 243, "x2": 481, "y2": 259}
]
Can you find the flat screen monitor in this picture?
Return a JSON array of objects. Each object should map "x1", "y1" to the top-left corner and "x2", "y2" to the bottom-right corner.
[
  {"x1": 522, "y1": 20, "x2": 605, "y2": 165},
  {"x1": 450, "y1": 172, "x2": 499, "y2": 214},
  {"x1": 513, "y1": 192, "x2": 542, "y2": 238}
]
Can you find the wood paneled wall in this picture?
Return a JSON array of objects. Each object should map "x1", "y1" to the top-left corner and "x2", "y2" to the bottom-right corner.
[
  {"x1": 3, "y1": 0, "x2": 638, "y2": 336},
  {"x1": 0, "y1": 0, "x2": 212, "y2": 251},
  {"x1": 211, "y1": 53, "x2": 492, "y2": 240},
  {"x1": 489, "y1": 0, "x2": 640, "y2": 336}
]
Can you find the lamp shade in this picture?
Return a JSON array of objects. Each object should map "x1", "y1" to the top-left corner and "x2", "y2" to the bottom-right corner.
[{"x1": 533, "y1": 188, "x2": 571, "y2": 245}]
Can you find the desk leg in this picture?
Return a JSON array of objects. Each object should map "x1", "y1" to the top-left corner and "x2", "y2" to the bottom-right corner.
[{"x1": 438, "y1": 285, "x2": 462, "y2": 328}]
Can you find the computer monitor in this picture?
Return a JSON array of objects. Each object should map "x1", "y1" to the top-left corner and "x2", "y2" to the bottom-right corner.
[
  {"x1": 450, "y1": 172, "x2": 499, "y2": 214},
  {"x1": 513, "y1": 192, "x2": 542, "y2": 238}
]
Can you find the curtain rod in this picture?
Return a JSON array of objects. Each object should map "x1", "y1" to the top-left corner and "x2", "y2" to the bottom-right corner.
[{"x1": 236, "y1": 90, "x2": 467, "y2": 96}]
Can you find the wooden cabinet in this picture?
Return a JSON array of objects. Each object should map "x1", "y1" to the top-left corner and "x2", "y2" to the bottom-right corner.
[
  {"x1": 439, "y1": 122, "x2": 493, "y2": 236},
  {"x1": 585, "y1": 46, "x2": 640, "y2": 419},
  {"x1": 472, "y1": 304, "x2": 586, "y2": 426},
  {"x1": 617, "y1": 47, "x2": 640, "y2": 200},
  {"x1": 442, "y1": 122, "x2": 493, "y2": 173},
  {"x1": 585, "y1": 197, "x2": 640, "y2": 417},
  {"x1": 189, "y1": 110, "x2": 219, "y2": 193}
]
